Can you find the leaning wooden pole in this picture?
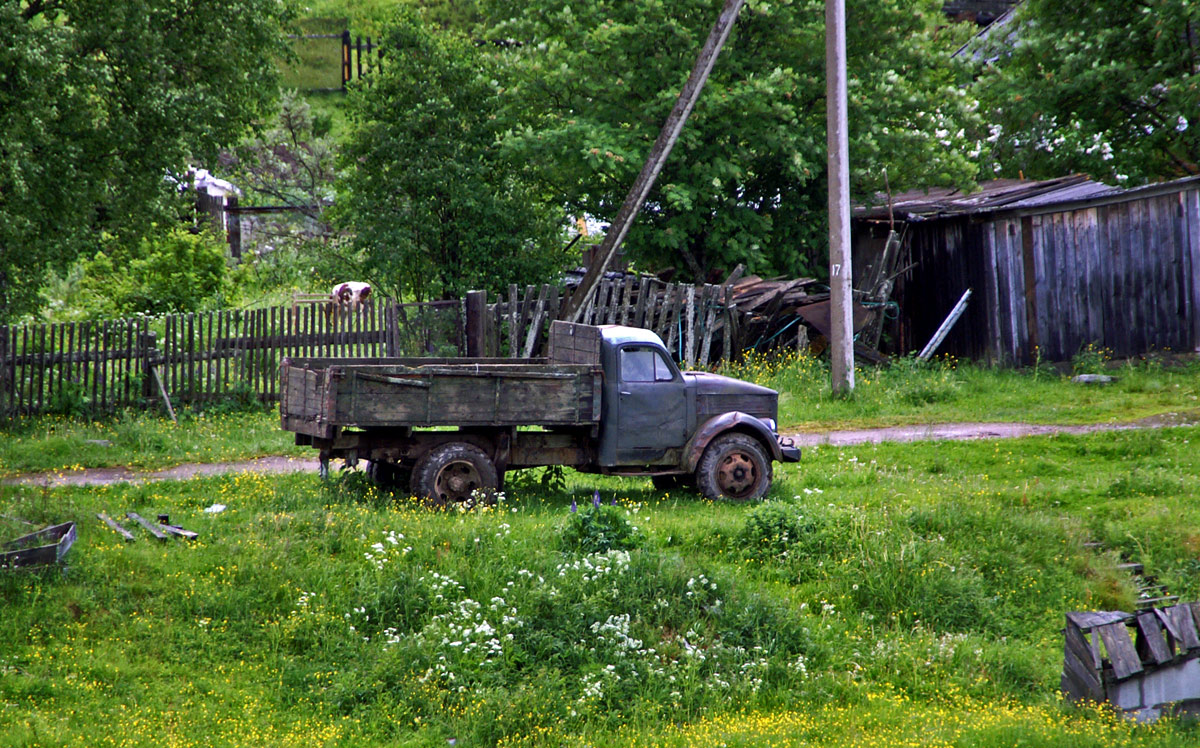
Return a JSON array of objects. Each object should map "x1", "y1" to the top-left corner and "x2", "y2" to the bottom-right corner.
[{"x1": 560, "y1": 0, "x2": 746, "y2": 323}]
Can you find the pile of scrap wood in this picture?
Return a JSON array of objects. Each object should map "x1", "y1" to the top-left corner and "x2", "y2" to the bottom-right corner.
[
  {"x1": 559, "y1": 264, "x2": 894, "y2": 364},
  {"x1": 728, "y1": 273, "x2": 888, "y2": 364}
]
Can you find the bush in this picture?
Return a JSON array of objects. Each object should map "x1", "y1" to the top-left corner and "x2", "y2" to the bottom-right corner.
[
  {"x1": 738, "y1": 497, "x2": 842, "y2": 564},
  {"x1": 76, "y1": 226, "x2": 231, "y2": 317},
  {"x1": 561, "y1": 498, "x2": 644, "y2": 554}
]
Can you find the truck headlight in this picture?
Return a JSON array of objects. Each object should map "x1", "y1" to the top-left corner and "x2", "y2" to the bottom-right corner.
[{"x1": 764, "y1": 418, "x2": 777, "y2": 432}]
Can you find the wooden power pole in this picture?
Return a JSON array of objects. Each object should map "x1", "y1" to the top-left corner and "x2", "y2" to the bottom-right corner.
[
  {"x1": 560, "y1": 0, "x2": 747, "y2": 323},
  {"x1": 826, "y1": 0, "x2": 854, "y2": 394}
]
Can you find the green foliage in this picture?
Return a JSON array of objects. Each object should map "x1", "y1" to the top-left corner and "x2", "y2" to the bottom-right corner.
[
  {"x1": 739, "y1": 497, "x2": 831, "y2": 560},
  {"x1": 509, "y1": 464, "x2": 569, "y2": 495},
  {"x1": 1071, "y1": 343, "x2": 1112, "y2": 376},
  {"x1": 44, "y1": 380, "x2": 95, "y2": 419},
  {"x1": 969, "y1": 0, "x2": 1200, "y2": 182},
  {"x1": 0, "y1": 0, "x2": 292, "y2": 321},
  {"x1": 561, "y1": 499, "x2": 644, "y2": 554},
  {"x1": 74, "y1": 226, "x2": 232, "y2": 317},
  {"x1": 334, "y1": 10, "x2": 568, "y2": 301},
  {"x1": 486, "y1": 0, "x2": 979, "y2": 281}
]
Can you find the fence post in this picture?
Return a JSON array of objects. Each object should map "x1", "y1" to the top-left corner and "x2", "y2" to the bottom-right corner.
[
  {"x1": 0, "y1": 325, "x2": 8, "y2": 417},
  {"x1": 226, "y1": 194, "x2": 241, "y2": 261},
  {"x1": 465, "y1": 290, "x2": 487, "y2": 357},
  {"x1": 341, "y1": 30, "x2": 352, "y2": 90},
  {"x1": 140, "y1": 330, "x2": 158, "y2": 405}
]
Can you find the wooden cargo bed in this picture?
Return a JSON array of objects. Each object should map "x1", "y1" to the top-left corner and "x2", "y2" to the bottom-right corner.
[{"x1": 280, "y1": 357, "x2": 603, "y2": 439}]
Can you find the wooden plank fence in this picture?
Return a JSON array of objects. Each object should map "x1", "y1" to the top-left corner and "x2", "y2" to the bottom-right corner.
[
  {"x1": 0, "y1": 279, "x2": 742, "y2": 418},
  {"x1": 485, "y1": 279, "x2": 737, "y2": 366}
]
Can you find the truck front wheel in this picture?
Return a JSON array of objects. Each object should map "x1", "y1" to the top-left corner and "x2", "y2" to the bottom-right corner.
[
  {"x1": 411, "y1": 443, "x2": 498, "y2": 507},
  {"x1": 696, "y1": 433, "x2": 772, "y2": 501}
]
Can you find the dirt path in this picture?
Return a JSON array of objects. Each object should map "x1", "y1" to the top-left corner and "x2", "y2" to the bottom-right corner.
[{"x1": 5, "y1": 413, "x2": 1198, "y2": 488}]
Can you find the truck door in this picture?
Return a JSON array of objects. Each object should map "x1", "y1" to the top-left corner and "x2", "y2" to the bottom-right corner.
[{"x1": 614, "y1": 345, "x2": 688, "y2": 463}]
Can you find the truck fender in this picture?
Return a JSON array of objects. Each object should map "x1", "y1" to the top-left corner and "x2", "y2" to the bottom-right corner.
[{"x1": 684, "y1": 412, "x2": 783, "y2": 473}]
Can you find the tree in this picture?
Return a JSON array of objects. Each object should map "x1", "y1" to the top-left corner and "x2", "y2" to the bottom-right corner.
[
  {"x1": 334, "y1": 11, "x2": 568, "y2": 302},
  {"x1": 75, "y1": 227, "x2": 232, "y2": 317},
  {"x1": 222, "y1": 92, "x2": 339, "y2": 244},
  {"x1": 484, "y1": 0, "x2": 980, "y2": 282},
  {"x1": 0, "y1": 0, "x2": 291, "y2": 321},
  {"x1": 970, "y1": 0, "x2": 1200, "y2": 183}
]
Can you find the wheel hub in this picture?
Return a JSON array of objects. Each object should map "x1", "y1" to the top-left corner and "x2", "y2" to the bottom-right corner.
[
  {"x1": 717, "y1": 452, "x2": 756, "y2": 498},
  {"x1": 435, "y1": 461, "x2": 481, "y2": 502}
]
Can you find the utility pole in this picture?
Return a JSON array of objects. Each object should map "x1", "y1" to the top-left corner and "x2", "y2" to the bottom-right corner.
[
  {"x1": 560, "y1": 0, "x2": 746, "y2": 323},
  {"x1": 826, "y1": 0, "x2": 854, "y2": 394}
]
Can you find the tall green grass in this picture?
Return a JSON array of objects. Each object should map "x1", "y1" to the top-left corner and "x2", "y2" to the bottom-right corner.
[
  {"x1": 2, "y1": 426, "x2": 1199, "y2": 746},
  {"x1": 718, "y1": 350, "x2": 1200, "y2": 430}
]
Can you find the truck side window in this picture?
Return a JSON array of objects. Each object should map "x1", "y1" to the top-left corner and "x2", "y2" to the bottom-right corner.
[{"x1": 620, "y1": 347, "x2": 675, "y2": 383}]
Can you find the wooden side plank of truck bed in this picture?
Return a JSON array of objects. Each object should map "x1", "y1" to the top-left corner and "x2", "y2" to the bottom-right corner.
[{"x1": 280, "y1": 358, "x2": 602, "y2": 438}]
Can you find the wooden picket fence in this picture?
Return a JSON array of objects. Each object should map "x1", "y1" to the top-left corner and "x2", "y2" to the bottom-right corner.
[
  {"x1": 0, "y1": 299, "x2": 462, "y2": 418},
  {"x1": 0, "y1": 279, "x2": 741, "y2": 418}
]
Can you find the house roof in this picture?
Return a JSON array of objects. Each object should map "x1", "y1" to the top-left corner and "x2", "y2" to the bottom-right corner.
[
  {"x1": 943, "y1": 1, "x2": 1020, "y2": 25},
  {"x1": 855, "y1": 174, "x2": 1200, "y2": 223},
  {"x1": 951, "y1": 3, "x2": 1021, "y2": 61}
]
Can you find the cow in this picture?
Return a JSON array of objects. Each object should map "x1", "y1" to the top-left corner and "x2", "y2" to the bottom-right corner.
[{"x1": 332, "y1": 282, "x2": 372, "y2": 314}]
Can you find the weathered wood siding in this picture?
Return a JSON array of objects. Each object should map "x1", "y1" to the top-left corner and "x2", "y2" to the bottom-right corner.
[{"x1": 892, "y1": 184, "x2": 1200, "y2": 363}]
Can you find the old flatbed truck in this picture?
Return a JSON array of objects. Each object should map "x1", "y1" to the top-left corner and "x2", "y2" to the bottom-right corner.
[{"x1": 280, "y1": 321, "x2": 799, "y2": 504}]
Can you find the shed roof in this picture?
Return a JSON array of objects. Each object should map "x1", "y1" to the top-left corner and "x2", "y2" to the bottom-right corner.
[{"x1": 855, "y1": 174, "x2": 1200, "y2": 223}]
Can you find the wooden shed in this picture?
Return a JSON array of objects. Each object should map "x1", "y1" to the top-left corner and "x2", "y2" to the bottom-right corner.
[{"x1": 853, "y1": 175, "x2": 1200, "y2": 364}]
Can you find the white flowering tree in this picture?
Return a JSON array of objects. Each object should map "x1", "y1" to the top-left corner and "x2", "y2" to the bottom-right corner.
[{"x1": 969, "y1": 0, "x2": 1200, "y2": 184}]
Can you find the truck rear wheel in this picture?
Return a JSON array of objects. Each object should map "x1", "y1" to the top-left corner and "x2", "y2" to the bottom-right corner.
[
  {"x1": 651, "y1": 474, "x2": 695, "y2": 493},
  {"x1": 696, "y1": 433, "x2": 772, "y2": 501},
  {"x1": 411, "y1": 442, "x2": 498, "y2": 507},
  {"x1": 366, "y1": 459, "x2": 411, "y2": 491}
]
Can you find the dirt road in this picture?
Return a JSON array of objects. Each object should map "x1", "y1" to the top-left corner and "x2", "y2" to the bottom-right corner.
[{"x1": 6, "y1": 412, "x2": 1196, "y2": 488}]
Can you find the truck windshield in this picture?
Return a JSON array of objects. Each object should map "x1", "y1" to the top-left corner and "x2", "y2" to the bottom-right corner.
[{"x1": 620, "y1": 347, "x2": 675, "y2": 382}]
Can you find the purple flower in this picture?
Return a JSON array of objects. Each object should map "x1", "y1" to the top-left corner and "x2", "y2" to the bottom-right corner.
[
  {"x1": 611, "y1": 496, "x2": 618, "y2": 506},
  {"x1": 593, "y1": 490, "x2": 601, "y2": 508},
  {"x1": 570, "y1": 498, "x2": 577, "y2": 513}
]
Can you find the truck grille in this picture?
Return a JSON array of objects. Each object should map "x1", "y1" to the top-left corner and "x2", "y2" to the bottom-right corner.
[{"x1": 697, "y1": 394, "x2": 776, "y2": 421}]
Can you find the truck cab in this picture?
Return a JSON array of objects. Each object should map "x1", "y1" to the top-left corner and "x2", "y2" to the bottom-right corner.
[{"x1": 594, "y1": 325, "x2": 799, "y2": 499}]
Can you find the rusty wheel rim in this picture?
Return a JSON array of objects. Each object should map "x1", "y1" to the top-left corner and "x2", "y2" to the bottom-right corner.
[
  {"x1": 717, "y1": 451, "x2": 757, "y2": 499},
  {"x1": 434, "y1": 461, "x2": 482, "y2": 503}
]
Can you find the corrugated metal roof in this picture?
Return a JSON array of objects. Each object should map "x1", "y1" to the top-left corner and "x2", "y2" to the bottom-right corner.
[{"x1": 855, "y1": 174, "x2": 1200, "y2": 222}]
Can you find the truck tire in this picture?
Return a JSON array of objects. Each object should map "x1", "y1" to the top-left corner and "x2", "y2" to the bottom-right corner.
[
  {"x1": 411, "y1": 442, "x2": 498, "y2": 507},
  {"x1": 366, "y1": 459, "x2": 411, "y2": 491},
  {"x1": 696, "y1": 433, "x2": 772, "y2": 501}
]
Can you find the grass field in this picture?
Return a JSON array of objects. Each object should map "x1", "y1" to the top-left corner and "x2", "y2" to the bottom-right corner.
[
  {"x1": 725, "y1": 349, "x2": 1200, "y2": 431},
  {"x1": 3, "y1": 410, "x2": 1200, "y2": 745},
  {"x1": 0, "y1": 408, "x2": 306, "y2": 478}
]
